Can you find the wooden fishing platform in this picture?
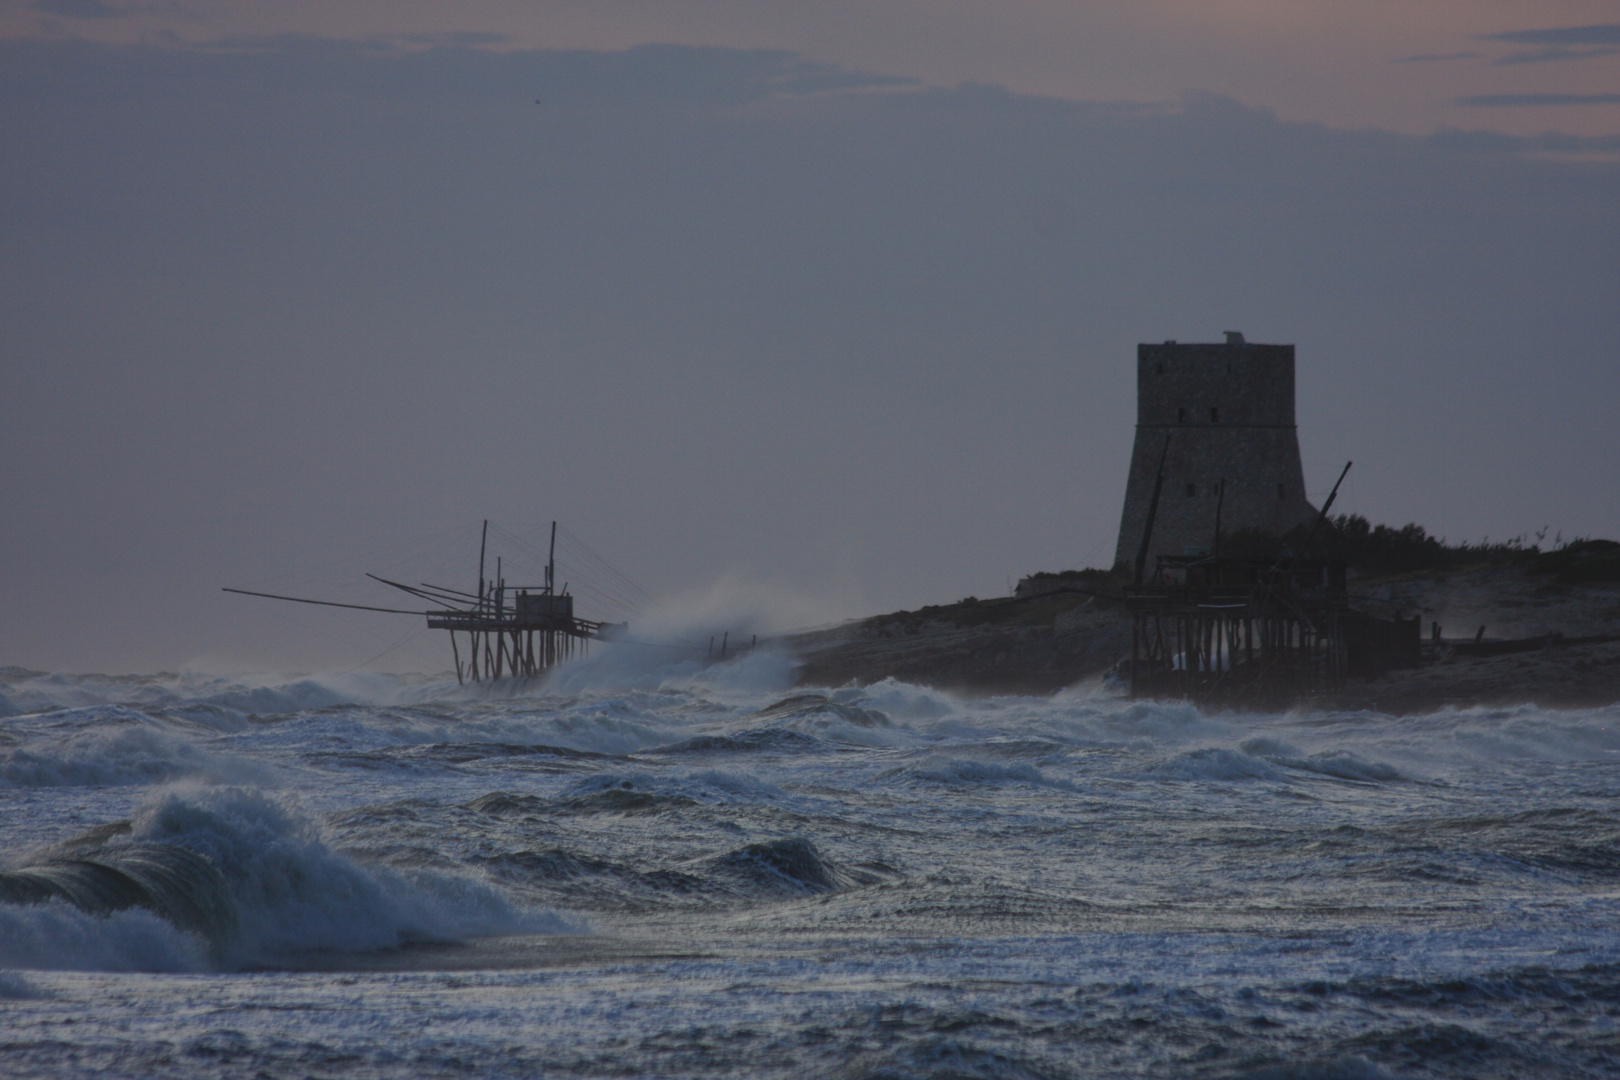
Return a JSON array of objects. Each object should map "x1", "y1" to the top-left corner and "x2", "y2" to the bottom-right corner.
[
  {"x1": 1125, "y1": 554, "x2": 1419, "y2": 705},
  {"x1": 224, "y1": 520, "x2": 627, "y2": 684},
  {"x1": 420, "y1": 583, "x2": 612, "y2": 682},
  {"x1": 1121, "y1": 457, "x2": 1418, "y2": 705}
]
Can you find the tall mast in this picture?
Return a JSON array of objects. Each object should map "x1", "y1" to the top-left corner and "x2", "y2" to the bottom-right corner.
[
  {"x1": 478, "y1": 519, "x2": 488, "y2": 612},
  {"x1": 1287, "y1": 461, "x2": 1353, "y2": 571},
  {"x1": 548, "y1": 520, "x2": 557, "y2": 595}
]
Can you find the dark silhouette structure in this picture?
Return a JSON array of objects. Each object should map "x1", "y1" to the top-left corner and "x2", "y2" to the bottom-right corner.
[
  {"x1": 1114, "y1": 332, "x2": 1318, "y2": 573},
  {"x1": 224, "y1": 521, "x2": 624, "y2": 684},
  {"x1": 1108, "y1": 343, "x2": 1422, "y2": 703},
  {"x1": 1124, "y1": 554, "x2": 1420, "y2": 705}
]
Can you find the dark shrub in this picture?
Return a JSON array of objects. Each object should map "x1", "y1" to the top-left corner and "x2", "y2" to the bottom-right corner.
[
  {"x1": 1222, "y1": 516, "x2": 1613, "y2": 580},
  {"x1": 1532, "y1": 539, "x2": 1620, "y2": 585}
]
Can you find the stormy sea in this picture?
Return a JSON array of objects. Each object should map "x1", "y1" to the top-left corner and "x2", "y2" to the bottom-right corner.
[{"x1": 2, "y1": 657, "x2": 1617, "y2": 1079}]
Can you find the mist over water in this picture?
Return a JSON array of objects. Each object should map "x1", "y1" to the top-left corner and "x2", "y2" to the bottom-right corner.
[{"x1": 2, "y1": 659, "x2": 1618, "y2": 1078}]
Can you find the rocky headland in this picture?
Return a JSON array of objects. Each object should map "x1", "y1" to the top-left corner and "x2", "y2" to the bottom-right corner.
[{"x1": 783, "y1": 542, "x2": 1620, "y2": 713}]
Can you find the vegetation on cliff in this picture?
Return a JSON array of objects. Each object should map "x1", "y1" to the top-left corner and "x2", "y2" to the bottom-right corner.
[
  {"x1": 1222, "y1": 516, "x2": 1620, "y2": 583},
  {"x1": 785, "y1": 516, "x2": 1619, "y2": 704}
]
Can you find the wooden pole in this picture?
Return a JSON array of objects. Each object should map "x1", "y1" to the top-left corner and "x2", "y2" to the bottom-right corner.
[
  {"x1": 1134, "y1": 434, "x2": 1173, "y2": 585},
  {"x1": 548, "y1": 520, "x2": 557, "y2": 595},
  {"x1": 1288, "y1": 461, "x2": 1352, "y2": 571},
  {"x1": 478, "y1": 519, "x2": 489, "y2": 613}
]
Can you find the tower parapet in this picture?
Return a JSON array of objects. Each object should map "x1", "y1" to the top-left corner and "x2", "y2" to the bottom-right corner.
[{"x1": 1113, "y1": 333, "x2": 1317, "y2": 571}]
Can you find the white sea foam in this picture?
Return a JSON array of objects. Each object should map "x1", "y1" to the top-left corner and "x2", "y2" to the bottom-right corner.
[
  {"x1": 3, "y1": 666, "x2": 1618, "y2": 1076},
  {"x1": 219, "y1": 693, "x2": 682, "y2": 760},
  {"x1": 122, "y1": 786, "x2": 578, "y2": 966},
  {"x1": 529, "y1": 702, "x2": 681, "y2": 755},
  {"x1": 853, "y1": 678, "x2": 962, "y2": 721},
  {"x1": 531, "y1": 574, "x2": 829, "y2": 701},
  {"x1": 1, "y1": 782, "x2": 579, "y2": 973},
  {"x1": 545, "y1": 644, "x2": 799, "y2": 701},
  {"x1": 1238, "y1": 738, "x2": 1405, "y2": 782},
  {"x1": 0, "y1": 969, "x2": 44, "y2": 998},
  {"x1": 0, "y1": 901, "x2": 210, "y2": 973},
  {"x1": 0, "y1": 668, "x2": 466, "y2": 724},
  {"x1": 1, "y1": 720, "x2": 276, "y2": 789}
]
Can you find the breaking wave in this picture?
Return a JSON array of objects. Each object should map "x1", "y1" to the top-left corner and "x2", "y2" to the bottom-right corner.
[
  {"x1": 0, "y1": 785, "x2": 576, "y2": 972},
  {"x1": 4, "y1": 665, "x2": 1620, "y2": 1077},
  {"x1": 0, "y1": 901, "x2": 210, "y2": 973},
  {"x1": 710, "y1": 837, "x2": 854, "y2": 895},
  {"x1": 0, "y1": 668, "x2": 414, "y2": 723},
  {"x1": 1, "y1": 714, "x2": 275, "y2": 788},
  {"x1": 0, "y1": 969, "x2": 44, "y2": 999},
  {"x1": 1240, "y1": 738, "x2": 1405, "y2": 782}
]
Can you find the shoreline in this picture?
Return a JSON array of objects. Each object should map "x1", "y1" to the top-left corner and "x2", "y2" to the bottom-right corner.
[{"x1": 784, "y1": 564, "x2": 1620, "y2": 713}]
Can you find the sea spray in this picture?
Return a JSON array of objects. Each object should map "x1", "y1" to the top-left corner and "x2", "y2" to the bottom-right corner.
[
  {"x1": 127, "y1": 786, "x2": 576, "y2": 964},
  {"x1": 2, "y1": 714, "x2": 276, "y2": 789},
  {"x1": 0, "y1": 784, "x2": 578, "y2": 972},
  {"x1": 1, "y1": 668, "x2": 1617, "y2": 1077}
]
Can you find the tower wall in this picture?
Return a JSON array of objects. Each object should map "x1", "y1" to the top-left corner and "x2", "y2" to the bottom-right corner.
[{"x1": 1112, "y1": 338, "x2": 1317, "y2": 571}]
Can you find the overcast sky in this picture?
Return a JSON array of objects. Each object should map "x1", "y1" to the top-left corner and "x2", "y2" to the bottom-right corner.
[{"x1": 2, "y1": 3, "x2": 1617, "y2": 673}]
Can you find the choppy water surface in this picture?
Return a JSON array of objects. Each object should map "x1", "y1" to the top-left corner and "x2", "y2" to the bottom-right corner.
[{"x1": 2, "y1": 658, "x2": 1618, "y2": 1078}]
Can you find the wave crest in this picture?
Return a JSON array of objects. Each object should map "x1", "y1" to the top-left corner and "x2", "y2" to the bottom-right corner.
[{"x1": 0, "y1": 786, "x2": 577, "y2": 971}]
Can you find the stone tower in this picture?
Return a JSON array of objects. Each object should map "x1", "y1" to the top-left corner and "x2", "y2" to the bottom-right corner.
[{"x1": 1112, "y1": 332, "x2": 1318, "y2": 573}]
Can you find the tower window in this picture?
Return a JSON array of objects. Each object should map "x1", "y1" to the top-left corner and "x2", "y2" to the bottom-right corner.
[
  {"x1": 1209, "y1": 407, "x2": 1219, "y2": 423},
  {"x1": 1185, "y1": 483, "x2": 1197, "y2": 497},
  {"x1": 1176, "y1": 407, "x2": 1187, "y2": 423},
  {"x1": 1277, "y1": 483, "x2": 1286, "y2": 500}
]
